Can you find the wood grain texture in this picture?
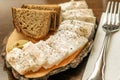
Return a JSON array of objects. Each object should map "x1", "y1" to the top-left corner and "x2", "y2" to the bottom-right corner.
[{"x1": 0, "y1": 0, "x2": 112, "y2": 80}]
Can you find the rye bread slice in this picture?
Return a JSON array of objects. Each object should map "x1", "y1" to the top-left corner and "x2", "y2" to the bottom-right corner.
[
  {"x1": 22, "y1": 4, "x2": 61, "y2": 30},
  {"x1": 12, "y1": 7, "x2": 52, "y2": 40}
]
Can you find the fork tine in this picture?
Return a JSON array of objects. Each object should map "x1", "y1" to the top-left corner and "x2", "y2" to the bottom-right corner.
[
  {"x1": 116, "y1": 2, "x2": 120, "y2": 25},
  {"x1": 112, "y1": 2, "x2": 117, "y2": 25},
  {"x1": 106, "y1": 1, "x2": 111, "y2": 13},
  {"x1": 108, "y1": 1, "x2": 114, "y2": 24},
  {"x1": 110, "y1": 2, "x2": 114, "y2": 13},
  {"x1": 118, "y1": 2, "x2": 120, "y2": 24},
  {"x1": 104, "y1": 1, "x2": 110, "y2": 24}
]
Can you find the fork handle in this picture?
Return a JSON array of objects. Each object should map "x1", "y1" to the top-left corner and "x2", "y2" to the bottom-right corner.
[{"x1": 88, "y1": 33, "x2": 110, "y2": 80}]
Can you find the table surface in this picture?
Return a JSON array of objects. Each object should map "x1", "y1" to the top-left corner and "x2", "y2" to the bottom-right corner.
[{"x1": 0, "y1": 0, "x2": 117, "y2": 80}]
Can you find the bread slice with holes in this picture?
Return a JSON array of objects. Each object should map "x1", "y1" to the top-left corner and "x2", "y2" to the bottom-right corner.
[
  {"x1": 22, "y1": 4, "x2": 61, "y2": 30},
  {"x1": 12, "y1": 7, "x2": 52, "y2": 40}
]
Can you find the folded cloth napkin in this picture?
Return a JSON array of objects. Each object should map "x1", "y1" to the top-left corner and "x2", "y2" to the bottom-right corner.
[{"x1": 82, "y1": 13, "x2": 120, "y2": 80}]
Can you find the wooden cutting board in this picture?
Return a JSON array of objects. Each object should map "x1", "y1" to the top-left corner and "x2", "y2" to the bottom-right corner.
[
  {"x1": 5, "y1": 29, "x2": 89, "y2": 79},
  {"x1": 0, "y1": 28, "x2": 90, "y2": 80}
]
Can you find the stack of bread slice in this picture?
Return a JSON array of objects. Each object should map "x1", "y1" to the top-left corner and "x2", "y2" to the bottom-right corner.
[
  {"x1": 22, "y1": 4, "x2": 61, "y2": 28},
  {"x1": 12, "y1": 5, "x2": 61, "y2": 41},
  {"x1": 6, "y1": 0, "x2": 96, "y2": 79},
  {"x1": 12, "y1": 8, "x2": 52, "y2": 40}
]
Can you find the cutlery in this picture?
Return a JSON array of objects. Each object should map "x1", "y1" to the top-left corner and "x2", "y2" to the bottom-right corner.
[{"x1": 88, "y1": 1, "x2": 120, "y2": 80}]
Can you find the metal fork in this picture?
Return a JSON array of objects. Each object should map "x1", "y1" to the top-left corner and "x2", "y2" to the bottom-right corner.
[{"x1": 88, "y1": 1, "x2": 120, "y2": 80}]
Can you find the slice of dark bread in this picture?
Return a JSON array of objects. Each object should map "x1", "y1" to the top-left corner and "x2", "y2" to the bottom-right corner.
[
  {"x1": 12, "y1": 7, "x2": 52, "y2": 40},
  {"x1": 22, "y1": 4, "x2": 61, "y2": 30}
]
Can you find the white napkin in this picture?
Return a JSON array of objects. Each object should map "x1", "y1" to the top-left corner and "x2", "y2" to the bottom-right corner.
[{"x1": 82, "y1": 13, "x2": 120, "y2": 80}]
